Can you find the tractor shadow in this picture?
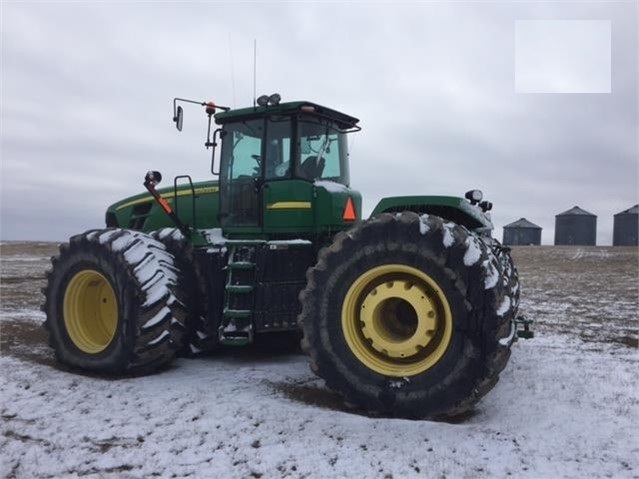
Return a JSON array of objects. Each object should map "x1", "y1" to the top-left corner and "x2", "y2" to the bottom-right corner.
[
  {"x1": 270, "y1": 377, "x2": 479, "y2": 423},
  {"x1": 269, "y1": 378, "x2": 355, "y2": 416}
]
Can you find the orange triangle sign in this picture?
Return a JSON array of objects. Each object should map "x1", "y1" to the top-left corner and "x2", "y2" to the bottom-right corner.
[{"x1": 343, "y1": 197, "x2": 356, "y2": 222}]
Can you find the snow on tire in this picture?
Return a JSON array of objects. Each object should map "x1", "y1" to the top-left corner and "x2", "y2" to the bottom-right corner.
[
  {"x1": 41, "y1": 228, "x2": 187, "y2": 375},
  {"x1": 151, "y1": 228, "x2": 218, "y2": 355},
  {"x1": 298, "y1": 212, "x2": 514, "y2": 419},
  {"x1": 494, "y1": 242, "x2": 520, "y2": 322}
]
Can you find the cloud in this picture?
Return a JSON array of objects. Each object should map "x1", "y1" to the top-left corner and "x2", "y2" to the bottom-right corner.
[{"x1": 1, "y1": 2, "x2": 636, "y2": 245}]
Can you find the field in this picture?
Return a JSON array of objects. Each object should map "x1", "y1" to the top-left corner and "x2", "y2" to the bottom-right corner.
[{"x1": 1, "y1": 242, "x2": 637, "y2": 478}]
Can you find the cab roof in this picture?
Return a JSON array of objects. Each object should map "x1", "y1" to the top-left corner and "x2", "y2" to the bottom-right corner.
[{"x1": 214, "y1": 101, "x2": 360, "y2": 131}]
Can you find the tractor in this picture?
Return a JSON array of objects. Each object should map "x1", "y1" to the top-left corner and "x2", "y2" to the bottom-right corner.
[{"x1": 42, "y1": 94, "x2": 529, "y2": 419}]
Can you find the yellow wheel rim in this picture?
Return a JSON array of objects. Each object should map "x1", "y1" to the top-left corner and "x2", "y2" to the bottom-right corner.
[
  {"x1": 342, "y1": 264, "x2": 453, "y2": 377},
  {"x1": 63, "y1": 269, "x2": 118, "y2": 354}
]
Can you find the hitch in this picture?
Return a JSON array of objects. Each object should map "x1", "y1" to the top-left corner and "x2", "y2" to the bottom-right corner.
[
  {"x1": 143, "y1": 170, "x2": 192, "y2": 239},
  {"x1": 515, "y1": 315, "x2": 534, "y2": 339}
]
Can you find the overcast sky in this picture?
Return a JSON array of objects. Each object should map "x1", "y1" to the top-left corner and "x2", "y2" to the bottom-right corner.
[{"x1": 1, "y1": 1, "x2": 637, "y2": 245}]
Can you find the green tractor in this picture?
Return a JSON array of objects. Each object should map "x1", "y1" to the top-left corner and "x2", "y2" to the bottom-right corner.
[{"x1": 42, "y1": 94, "x2": 528, "y2": 418}]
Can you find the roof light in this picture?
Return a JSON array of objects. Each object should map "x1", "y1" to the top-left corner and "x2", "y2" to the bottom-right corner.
[
  {"x1": 268, "y1": 93, "x2": 281, "y2": 105},
  {"x1": 343, "y1": 197, "x2": 356, "y2": 222},
  {"x1": 256, "y1": 93, "x2": 281, "y2": 107},
  {"x1": 479, "y1": 201, "x2": 493, "y2": 212},
  {"x1": 465, "y1": 189, "x2": 483, "y2": 205},
  {"x1": 300, "y1": 105, "x2": 316, "y2": 113}
]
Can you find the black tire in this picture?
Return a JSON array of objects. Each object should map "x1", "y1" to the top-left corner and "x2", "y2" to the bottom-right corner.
[
  {"x1": 151, "y1": 228, "x2": 219, "y2": 355},
  {"x1": 298, "y1": 212, "x2": 513, "y2": 419},
  {"x1": 493, "y1": 242, "x2": 520, "y2": 322},
  {"x1": 41, "y1": 228, "x2": 186, "y2": 375}
]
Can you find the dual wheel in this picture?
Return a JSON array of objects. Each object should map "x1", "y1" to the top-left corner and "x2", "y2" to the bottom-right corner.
[
  {"x1": 42, "y1": 229, "x2": 186, "y2": 374},
  {"x1": 299, "y1": 212, "x2": 517, "y2": 418}
]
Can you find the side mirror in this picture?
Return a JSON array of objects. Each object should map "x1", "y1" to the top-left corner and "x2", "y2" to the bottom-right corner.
[
  {"x1": 145, "y1": 170, "x2": 163, "y2": 186},
  {"x1": 173, "y1": 105, "x2": 183, "y2": 131}
]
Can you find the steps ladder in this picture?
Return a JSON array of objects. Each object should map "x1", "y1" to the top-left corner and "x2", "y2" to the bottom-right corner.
[{"x1": 219, "y1": 245, "x2": 258, "y2": 346}]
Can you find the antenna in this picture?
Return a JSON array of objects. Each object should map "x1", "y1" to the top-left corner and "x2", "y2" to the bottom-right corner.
[
  {"x1": 253, "y1": 39, "x2": 257, "y2": 107},
  {"x1": 228, "y1": 34, "x2": 236, "y2": 108}
]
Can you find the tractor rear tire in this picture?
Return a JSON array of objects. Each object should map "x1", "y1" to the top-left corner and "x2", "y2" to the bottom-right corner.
[
  {"x1": 298, "y1": 212, "x2": 514, "y2": 419},
  {"x1": 151, "y1": 228, "x2": 219, "y2": 355},
  {"x1": 42, "y1": 229, "x2": 187, "y2": 375}
]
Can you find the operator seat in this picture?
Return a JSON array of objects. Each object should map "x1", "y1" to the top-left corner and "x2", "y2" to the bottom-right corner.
[{"x1": 300, "y1": 156, "x2": 325, "y2": 180}]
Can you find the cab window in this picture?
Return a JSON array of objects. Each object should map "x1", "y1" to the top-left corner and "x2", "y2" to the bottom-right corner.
[
  {"x1": 265, "y1": 117, "x2": 292, "y2": 180},
  {"x1": 297, "y1": 116, "x2": 350, "y2": 185}
]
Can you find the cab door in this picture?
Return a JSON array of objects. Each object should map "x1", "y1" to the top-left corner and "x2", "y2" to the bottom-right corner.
[
  {"x1": 219, "y1": 119, "x2": 264, "y2": 228},
  {"x1": 220, "y1": 116, "x2": 299, "y2": 232}
]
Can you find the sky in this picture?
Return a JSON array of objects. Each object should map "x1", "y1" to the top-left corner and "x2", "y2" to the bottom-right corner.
[{"x1": 1, "y1": 1, "x2": 637, "y2": 245}]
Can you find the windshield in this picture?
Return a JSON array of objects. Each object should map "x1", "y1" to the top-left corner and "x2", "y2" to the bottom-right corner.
[{"x1": 297, "y1": 115, "x2": 350, "y2": 186}]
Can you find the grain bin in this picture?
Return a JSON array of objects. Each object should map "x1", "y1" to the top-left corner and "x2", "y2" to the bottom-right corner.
[
  {"x1": 613, "y1": 204, "x2": 638, "y2": 246},
  {"x1": 503, "y1": 218, "x2": 542, "y2": 245},
  {"x1": 554, "y1": 206, "x2": 597, "y2": 246}
]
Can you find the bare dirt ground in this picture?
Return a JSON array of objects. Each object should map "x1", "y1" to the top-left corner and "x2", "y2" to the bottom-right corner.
[
  {"x1": 1, "y1": 243, "x2": 58, "y2": 370},
  {"x1": 1, "y1": 242, "x2": 637, "y2": 478},
  {"x1": 511, "y1": 246, "x2": 638, "y2": 348}
]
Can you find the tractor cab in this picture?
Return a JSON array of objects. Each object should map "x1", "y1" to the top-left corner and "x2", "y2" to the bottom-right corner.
[
  {"x1": 160, "y1": 95, "x2": 363, "y2": 242},
  {"x1": 213, "y1": 99, "x2": 359, "y2": 235}
]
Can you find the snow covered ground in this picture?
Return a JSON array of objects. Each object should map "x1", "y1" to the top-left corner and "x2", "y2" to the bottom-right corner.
[{"x1": 1, "y1": 243, "x2": 637, "y2": 479}]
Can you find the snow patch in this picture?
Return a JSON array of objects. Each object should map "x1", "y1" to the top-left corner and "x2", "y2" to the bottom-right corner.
[
  {"x1": 463, "y1": 237, "x2": 482, "y2": 266},
  {"x1": 389, "y1": 378, "x2": 411, "y2": 389},
  {"x1": 111, "y1": 234, "x2": 136, "y2": 253},
  {"x1": 141, "y1": 272, "x2": 169, "y2": 307},
  {"x1": 85, "y1": 231, "x2": 99, "y2": 241},
  {"x1": 142, "y1": 306, "x2": 170, "y2": 330},
  {"x1": 156, "y1": 228, "x2": 184, "y2": 241},
  {"x1": 442, "y1": 222, "x2": 455, "y2": 248},
  {"x1": 499, "y1": 320, "x2": 517, "y2": 346},
  {"x1": 268, "y1": 239, "x2": 312, "y2": 246},
  {"x1": 101, "y1": 230, "x2": 177, "y2": 310},
  {"x1": 314, "y1": 180, "x2": 348, "y2": 194},
  {"x1": 202, "y1": 228, "x2": 227, "y2": 245},
  {"x1": 482, "y1": 258, "x2": 499, "y2": 290},
  {"x1": 418, "y1": 215, "x2": 430, "y2": 235},
  {"x1": 123, "y1": 243, "x2": 149, "y2": 265},
  {"x1": 146, "y1": 330, "x2": 170, "y2": 346},
  {"x1": 497, "y1": 296, "x2": 511, "y2": 316},
  {"x1": 97, "y1": 230, "x2": 119, "y2": 245}
]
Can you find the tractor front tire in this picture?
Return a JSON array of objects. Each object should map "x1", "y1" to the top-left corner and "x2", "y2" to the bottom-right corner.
[
  {"x1": 42, "y1": 229, "x2": 186, "y2": 375},
  {"x1": 298, "y1": 212, "x2": 514, "y2": 419}
]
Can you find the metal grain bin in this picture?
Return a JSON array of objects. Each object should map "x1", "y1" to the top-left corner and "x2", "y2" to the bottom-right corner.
[
  {"x1": 554, "y1": 206, "x2": 597, "y2": 246},
  {"x1": 503, "y1": 218, "x2": 542, "y2": 245},
  {"x1": 613, "y1": 204, "x2": 638, "y2": 246}
]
